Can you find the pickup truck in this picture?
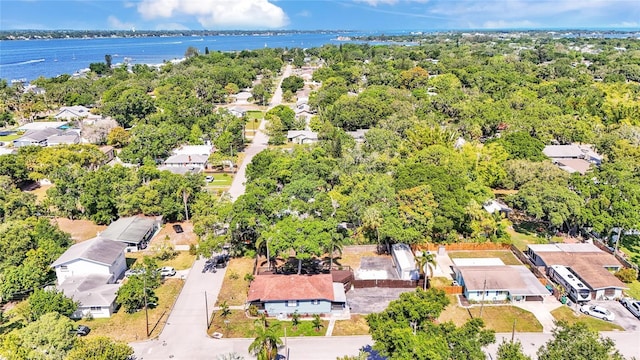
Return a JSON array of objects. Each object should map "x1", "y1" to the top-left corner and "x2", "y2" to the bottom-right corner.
[{"x1": 620, "y1": 297, "x2": 640, "y2": 318}]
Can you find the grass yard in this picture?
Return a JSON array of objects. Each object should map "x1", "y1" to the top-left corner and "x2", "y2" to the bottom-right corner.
[
  {"x1": 468, "y1": 306, "x2": 542, "y2": 332},
  {"x1": 336, "y1": 247, "x2": 379, "y2": 270},
  {"x1": 125, "y1": 251, "x2": 195, "y2": 271},
  {"x1": 216, "y1": 257, "x2": 255, "y2": 306},
  {"x1": 207, "y1": 173, "x2": 234, "y2": 187},
  {"x1": 245, "y1": 110, "x2": 264, "y2": 121},
  {"x1": 332, "y1": 315, "x2": 370, "y2": 336},
  {"x1": 551, "y1": 306, "x2": 624, "y2": 331},
  {"x1": 438, "y1": 296, "x2": 472, "y2": 325},
  {"x1": 86, "y1": 278, "x2": 184, "y2": 341},
  {"x1": 53, "y1": 218, "x2": 107, "y2": 242},
  {"x1": 430, "y1": 277, "x2": 455, "y2": 288},
  {"x1": 27, "y1": 184, "x2": 53, "y2": 203},
  {"x1": 625, "y1": 280, "x2": 640, "y2": 299},
  {"x1": 208, "y1": 310, "x2": 328, "y2": 338},
  {"x1": 508, "y1": 224, "x2": 564, "y2": 251},
  {"x1": 0, "y1": 134, "x2": 20, "y2": 141},
  {"x1": 448, "y1": 250, "x2": 522, "y2": 265}
]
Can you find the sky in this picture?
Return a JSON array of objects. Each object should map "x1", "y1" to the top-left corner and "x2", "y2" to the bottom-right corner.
[{"x1": 1, "y1": 0, "x2": 639, "y2": 31}]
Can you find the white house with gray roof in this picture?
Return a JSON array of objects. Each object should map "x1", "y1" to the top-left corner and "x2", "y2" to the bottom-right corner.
[
  {"x1": 51, "y1": 238, "x2": 127, "y2": 318},
  {"x1": 98, "y1": 215, "x2": 161, "y2": 251}
]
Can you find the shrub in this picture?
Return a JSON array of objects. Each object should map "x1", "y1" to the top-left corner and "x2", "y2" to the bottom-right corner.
[
  {"x1": 229, "y1": 271, "x2": 239, "y2": 280},
  {"x1": 248, "y1": 305, "x2": 259, "y2": 317},
  {"x1": 244, "y1": 273, "x2": 254, "y2": 282},
  {"x1": 615, "y1": 268, "x2": 638, "y2": 283},
  {"x1": 189, "y1": 244, "x2": 197, "y2": 255}
]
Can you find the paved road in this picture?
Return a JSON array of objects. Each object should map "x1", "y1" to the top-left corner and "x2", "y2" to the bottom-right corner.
[
  {"x1": 132, "y1": 258, "x2": 227, "y2": 359},
  {"x1": 227, "y1": 64, "x2": 291, "y2": 201}
]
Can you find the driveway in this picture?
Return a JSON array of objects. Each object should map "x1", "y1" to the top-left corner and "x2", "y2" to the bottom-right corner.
[
  {"x1": 346, "y1": 287, "x2": 414, "y2": 314},
  {"x1": 586, "y1": 300, "x2": 640, "y2": 331}
]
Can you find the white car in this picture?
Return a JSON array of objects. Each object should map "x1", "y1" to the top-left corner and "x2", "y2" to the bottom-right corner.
[
  {"x1": 158, "y1": 266, "x2": 176, "y2": 277},
  {"x1": 580, "y1": 304, "x2": 615, "y2": 321}
]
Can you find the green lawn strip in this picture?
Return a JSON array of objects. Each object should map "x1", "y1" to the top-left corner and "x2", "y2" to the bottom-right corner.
[
  {"x1": 448, "y1": 250, "x2": 522, "y2": 265},
  {"x1": 624, "y1": 280, "x2": 640, "y2": 299},
  {"x1": 208, "y1": 174, "x2": 234, "y2": 186},
  {"x1": 551, "y1": 306, "x2": 624, "y2": 331},
  {"x1": 468, "y1": 306, "x2": 543, "y2": 332},
  {"x1": 208, "y1": 310, "x2": 327, "y2": 338},
  {"x1": 0, "y1": 134, "x2": 20, "y2": 141}
]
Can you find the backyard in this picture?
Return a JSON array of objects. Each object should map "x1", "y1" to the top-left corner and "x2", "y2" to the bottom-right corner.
[{"x1": 448, "y1": 250, "x2": 522, "y2": 265}]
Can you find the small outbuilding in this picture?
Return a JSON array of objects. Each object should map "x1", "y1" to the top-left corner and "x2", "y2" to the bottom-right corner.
[{"x1": 98, "y1": 216, "x2": 161, "y2": 251}]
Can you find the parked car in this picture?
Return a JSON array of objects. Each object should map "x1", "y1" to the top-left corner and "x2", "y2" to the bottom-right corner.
[
  {"x1": 620, "y1": 297, "x2": 640, "y2": 318},
  {"x1": 172, "y1": 224, "x2": 184, "y2": 233},
  {"x1": 205, "y1": 175, "x2": 214, "y2": 182},
  {"x1": 124, "y1": 268, "x2": 144, "y2": 277},
  {"x1": 76, "y1": 325, "x2": 91, "y2": 336},
  {"x1": 580, "y1": 304, "x2": 616, "y2": 321},
  {"x1": 159, "y1": 266, "x2": 176, "y2": 277}
]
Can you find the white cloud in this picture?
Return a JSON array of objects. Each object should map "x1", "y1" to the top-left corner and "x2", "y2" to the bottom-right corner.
[
  {"x1": 137, "y1": 0, "x2": 289, "y2": 29},
  {"x1": 107, "y1": 15, "x2": 135, "y2": 30}
]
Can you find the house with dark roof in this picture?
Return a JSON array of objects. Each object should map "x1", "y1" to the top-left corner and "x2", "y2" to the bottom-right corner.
[
  {"x1": 98, "y1": 216, "x2": 161, "y2": 252},
  {"x1": 247, "y1": 274, "x2": 347, "y2": 316},
  {"x1": 51, "y1": 238, "x2": 127, "y2": 318},
  {"x1": 526, "y1": 243, "x2": 627, "y2": 300},
  {"x1": 12, "y1": 128, "x2": 63, "y2": 147}
]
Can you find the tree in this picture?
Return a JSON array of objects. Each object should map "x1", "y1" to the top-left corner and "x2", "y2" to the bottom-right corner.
[
  {"x1": 537, "y1": 321, "x2": 626, "y2": 360},
  {"x1": 497, "y1": 340, "x2": 532, "y2": 360},
  {"x1": 106, "y1": 126, "x2": 130, "y2": 148},
  {"x1": 0, "y1": 312, "x2": 77, "y2": 360},
  {"x1": 281, "y1": 76, "x2": 304, "y2": 94},
  {"x1": 248, "y1": 321, "x2": 282, "y2": 360},
  {"x1": 366, "y1": 288, "x2": 494, "y2": 360},
  {"x1": 104, "y1": 54, "x2": 113, "y2": 69},
  {"x1": 312, "y1": 314, "x2": 324, "y2": 332},
  {"x1": 66, "y1": 336, "x2": 133, "y2": 360},
  {"x1": 291, "y1": 310, "x2": 300, "y2": 329},
  {"x1": 414, "y1": 251, "x2": 436, "y2": 289},
  {"x1": 185, "y1": 46, "x2": 199, "y2": 58},
  {"x1": 25, "y1": 289, "x2": 77, "y2": 322}
]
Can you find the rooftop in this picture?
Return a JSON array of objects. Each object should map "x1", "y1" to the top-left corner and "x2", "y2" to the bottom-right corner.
[
  {"x1": 247, "y1": 274, "x2": 335, "y2": 302},
  {"x1": 536, "y1": 252, "x2": 626, "y2": 290},
  {"x1": 58, "y1": 274, "x2": 120, "y2": 307},
  {"x1": 99, "y1": 216, "x2": 157, "y2": 245},
  {"x1": 17, "y1": 121, "x2": 68, "y2": 132},
  {"x1": 456, "y1": 265, "x2": 549, "y2": 296},
  {"x1": 51, "y1": 237, "x2": 126, "y2": 268}
]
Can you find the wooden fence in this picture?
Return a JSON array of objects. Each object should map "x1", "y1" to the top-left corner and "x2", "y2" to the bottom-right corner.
[
  {"x1": 352, "y1": 279, "x2": 424, "y2": 289},
  {"x1": 414, "y1": 242, "x2": 512, "y2": 252},
  {"x1": 592, "y1": 239, "x2": 639, "y2": 274}
]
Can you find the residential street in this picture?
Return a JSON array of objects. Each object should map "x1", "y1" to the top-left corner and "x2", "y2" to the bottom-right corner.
[{"x1": 227, "y1": 64, "x2": 291, "y2": 201}]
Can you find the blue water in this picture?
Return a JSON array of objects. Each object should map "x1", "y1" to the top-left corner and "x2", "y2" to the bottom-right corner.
[{"x1": 0, "y1": 32, "x2": 376, "y2": 82}]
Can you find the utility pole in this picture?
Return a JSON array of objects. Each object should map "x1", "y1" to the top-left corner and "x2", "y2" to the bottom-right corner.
[
  {"x1": 144, "y1": 276, "x2": 149, "y2": 337},
  {"x1": 205, "y1": 291, "x2": 209, "y2": 326}
]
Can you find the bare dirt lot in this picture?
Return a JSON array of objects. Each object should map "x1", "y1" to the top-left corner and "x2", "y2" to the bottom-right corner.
[
  {"x1": 52, "y1": 218, "x2": 107, "y2": 242},
  {"x1": 151, "y1": 221, "x2": 198, "y2": 247}
]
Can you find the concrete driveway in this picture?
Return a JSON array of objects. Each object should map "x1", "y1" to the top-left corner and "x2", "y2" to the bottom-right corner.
[
  {"x1": 346, "y1": 287, "x2": 414, "y2": 314},
  {"x1": 586, "y1": 300, "x2": 640, "y2": 331}
]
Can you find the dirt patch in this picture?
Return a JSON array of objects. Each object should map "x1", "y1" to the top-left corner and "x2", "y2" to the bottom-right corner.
[
  {"x1": 53, "y1": 218, "x2": 107, "y2": 242},
  {"x1": 150, "y1": 221, "x2": 198, "y2": 247}
]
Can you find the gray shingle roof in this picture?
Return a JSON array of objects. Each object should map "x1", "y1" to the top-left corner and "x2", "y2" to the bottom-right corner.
[
  {"x1": 51, "y1": 238, "x2": 126, "y2": 267},
  {"x1": 58, "y1": 274, "x2": 120, "y2": 307},
  {"x1": 99, "y1": 216, "x2": 156, "y2": 245}
]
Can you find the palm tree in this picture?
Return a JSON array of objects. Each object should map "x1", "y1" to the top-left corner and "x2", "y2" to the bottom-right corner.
[
  {"x1": 291, "y1": 310, "x2": 300, "y2": 330},
  {"x1": 362, "y1": 207, "x2": 382, "y2": 253},
  {"x1": 415, "y1": 251, "x2": 437, "y2": 290},
  {"x1": 248, "y1": 321, "x2": 282, "y2": 360},
  {"x1": 311, "y1": 314, "x2": 324, "y2": 332}
]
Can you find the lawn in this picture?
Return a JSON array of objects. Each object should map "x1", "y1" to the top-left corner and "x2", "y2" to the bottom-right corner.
[
  {"x1": 216, "y1": 257, "x2": 255, "y2": 306},
  {"x1": 438, "y1": 296, "x2": 542, "y2": 332},
  {"x1": 467, "y1": 306, "x2": 542, "y2": 332},
  {"x1": 27, "y1": 184, "x2": 53, "y2": 203},
  {"x1": 53, "y1": 218, "x2": 107, "y2": 242},
  {"x1": 508, "y1": 223, "x2": 564, "y2": 251},
  {"x1": 86, "y1": 278, "x2": 184, "y2": 341},
  {"x1": 208, "y1": 310, "x2": 328, "y2": 338},
  {"x1": 245, "y1": 110, "x2": 264, "y2": 121},
  {"x1": 125, "y1": 251, "x2": 195, "y2": 271},
  {"x1": 332, "y1": 314, "x2": 370, "y2": 336},
  {"x1": 0, "y1": 134, "x2": 20, "y2": 141},
  {"x1": 448, "y1": 250, "x2": 522, "y2": 265},
  {"x1": 207, "y1": 173, "x2": 234, "y2": 187},
  {"x1": 625, "y1": 280, "x2": 640, "y2": 299},
  {"x1": 551, "y1": 306, "x2": 624, "y2": 331}
]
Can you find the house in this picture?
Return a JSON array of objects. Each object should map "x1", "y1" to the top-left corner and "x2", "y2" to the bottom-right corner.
[
  {"x1": 287, "y1": 130, "x2": 318, "y2": 145},
  {"x1": 46, "y1": 132, "x2": 80, "y2": 146},
  {"x1": 99, "y1": 145, "x2": 115, "y2": 164},
  {"x1": 391, "y1": 243, "x2": 418, "y2": 280},
  {"x1": 247, "y1": 274, "x2": 347, "y2": 316},
  {"x1": 483, "y1": 199, "x2": 512, "y2": 216},
  {"x1": 228, "y1": 107, "x2": 247, "y2": 118},
  {"x1": 346, "y1": 129, "x2": 369, "y2": 143},
  {"x1": 98, "y1": 216, "x2": 161, "y2": 252},
  {"x1": 16, "y1": 121, "x2": 68, "y2": 132},
  {"x1": 12, "y1": 128, "x2": 63, "y2": 147},
  {"x1": 51, "y1": 237, "x2": 127, "y2": 318},
  {"x1": 525, "y1": 243, "x2": 627, "y2": 300},
  {"x1": 543, "y1": 144, "x2": 603, "y2": 172},
  {"x1": 54, "y1": 105, "x2": 92, "y2": 120},
  {"x1": 163, "y1": 154, "x2": 209, "y2": 169},
  {"x1": 453, "y1": 260, "x2": 550, "y2": 302}
]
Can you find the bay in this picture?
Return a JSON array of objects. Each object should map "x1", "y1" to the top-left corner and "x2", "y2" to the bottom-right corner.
[{"x1": 0, "y1": 31, "x2": 378, "y2": 82}]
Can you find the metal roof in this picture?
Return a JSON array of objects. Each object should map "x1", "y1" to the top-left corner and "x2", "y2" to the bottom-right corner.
[
  {"x1": 99, "y1": 216, "x2": 156, "y2": 245},
  {"x1": 51, "y1": 237, "x2": 126, "y2": 267}
]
